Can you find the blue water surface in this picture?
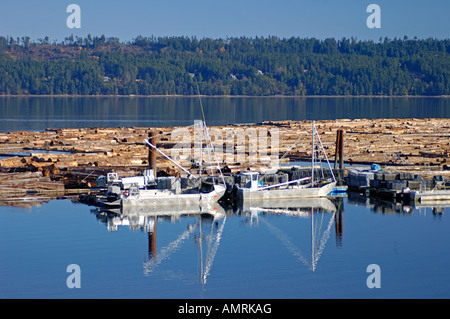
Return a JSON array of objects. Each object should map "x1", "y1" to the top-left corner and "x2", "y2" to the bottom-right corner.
[{"x1": 0, "y1": 198, "x2": 449, "y2": 299}]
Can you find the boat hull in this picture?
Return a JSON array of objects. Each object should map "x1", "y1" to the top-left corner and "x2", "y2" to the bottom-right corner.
[
  {"x1": 410, "y1": 189, "x2": 450, "y2": 203},
  {"x1": 104, "y1": 184, "x2": 227, "y2": 208}
]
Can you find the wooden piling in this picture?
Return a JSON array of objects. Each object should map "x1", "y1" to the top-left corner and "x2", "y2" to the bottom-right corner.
[
  {"x1": 334, "y1": 129, "x2": 344, "y2": 182},
  {"x1": 334, "y1": 199, "x2": 344, "y2": 247},
  {"x1": 148, "y1": 130, "x2": 158, "y2": 174},
  {"x1": 334, "y1": 130, "x2": 341, "y2": 169},
  {"x1": 339, "y1": 129, "x2": 344, "y2": 171},
  {"x1": 148, "y1": 218, "x2": 157, "y2": 260}
]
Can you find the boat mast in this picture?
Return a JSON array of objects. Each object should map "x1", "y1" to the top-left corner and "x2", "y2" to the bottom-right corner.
[
  {"x1": 313, "y1": 122, "x2": 337, "y2": 183},
  {"x1": 193, "y1": 74, "x2": 226, "y2": 187},
  {"x1": 311, "y1": 121, "x2": 337, "y2": 184},
  {"x1": 197, "y1": 120, "x2": 203, "y2": 177}
]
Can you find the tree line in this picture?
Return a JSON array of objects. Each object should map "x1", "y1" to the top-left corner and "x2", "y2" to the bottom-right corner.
[{"x1": 0, "y1": 35, "x2": 448, "y2": 96}]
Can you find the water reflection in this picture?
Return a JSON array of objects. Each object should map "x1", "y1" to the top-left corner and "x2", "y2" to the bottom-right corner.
[
  {"x1": 237, "y1": 197, "x2": 342, "y2": 271},
  {"x1": 347, "y1": 191, "x2": 448, "y2": 217},
  {"x1": 91, "y1": 197, "x2": 344, "y2": 286},
  {"x1": 83, "y1": 192, "x2": 450, "y2": 298},
  {"x1": 1, "y1": 96, "x2": 448, "y2": 132},
  {"x1": 1, "y1": 195, "x2": 449, "y2": 298}
]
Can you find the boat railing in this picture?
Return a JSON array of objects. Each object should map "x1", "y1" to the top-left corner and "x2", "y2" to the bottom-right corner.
[{"x1": 254, "y1": 177, "x2": 311, "y2": 191}]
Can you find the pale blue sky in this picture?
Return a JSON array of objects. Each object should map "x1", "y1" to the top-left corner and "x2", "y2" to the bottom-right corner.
[{"x1": 0, "y1": 0, "x2": 448, "y2": 41}]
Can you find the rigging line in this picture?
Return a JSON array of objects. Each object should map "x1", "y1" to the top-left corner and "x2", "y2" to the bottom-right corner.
[
  {"x1": 206, "y1": 124, "x2": 226, "y2": 186},
  {"x1": 312, "y1": 211, "x2": 325, "y2": 257},
  {"x1": 81, "y1": 169, "x2": 97, "y2": 182},
  {"x1": 146, "y1": 123, "x2": 198, "y2": 140},
  {"x1": 280, "y1": 132, "x2": 303, "y2": 160},
  {"x1": 194, "y1": 77, "x2": 207, "y2": 126},
  {"x1": 312, "y1": 211, "x2": 336, "y2": 269},
  {"x1": 201, "y1": 122, "x2": 215, "y2": 177},
  {"x1": 193, "y1": 75, "x2": 226, "y2": 186},
  {"x1": 147, "y1": 124, "x2": 197, "y2": 163},
  {"x1": 313, "y1": 211, "x2": 325, "y2": 242},
  {"x1": 260, "y1": 217, "x2": 310, "y2": 268},
  {"x1": 201, "y1": 121, "x2": 226, "y2": 185},
  {"x1": 312, "y1": 122, "x2": 336, "y2": 182},
  {"x1": 201, "y1": 217, "x2": 227, "y2": 285},
  {"x1": 312, "y1": 211, "x2": 324, "y2": 267},
  {"x1": 145, "y1": 139, "x2": 192, "y2": 176},
  {"x1": 143, "y1": 223, "x2": 197, "y2": 275}
]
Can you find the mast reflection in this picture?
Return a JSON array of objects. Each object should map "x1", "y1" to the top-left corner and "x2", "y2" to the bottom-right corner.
[
  {"x1": 237, "y1": 197, "x2": 343, "y2": 271},
  {"x1": 91, "y1": 203, "x2": 227, "y2": 290}
]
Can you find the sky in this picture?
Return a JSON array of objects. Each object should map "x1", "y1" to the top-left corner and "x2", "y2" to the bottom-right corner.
[{"x1": 0, "y1": 0, "x2": 448, "y2": 42}]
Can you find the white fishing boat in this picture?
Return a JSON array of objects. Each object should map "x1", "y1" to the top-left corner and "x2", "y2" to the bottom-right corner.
[
  {"x1": 102, "y1": 180, "x2": 226, "y2": 208},
  {"x1": 405, "y1": 175, "x2": 450, "y2": 204},
  {"x1": 237, "y1": 121, "x2": 337, "y2": 201},
  {"x1": 409, "y1": 189, "x2": 450, "y2": 203}
]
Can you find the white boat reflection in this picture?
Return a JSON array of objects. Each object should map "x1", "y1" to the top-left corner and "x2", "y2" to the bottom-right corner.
[
  {"x1": 98, "y1": 202, "x2": 225, "y2": 230},
  {"x1": 92, "y1": 203, "x2": 227, "y2": 291},
  {"x1": 240, "y1": 197, "x2": 337, "y2": 216},
  {"x1": 409, "y1": 200, "x2": 448, "y2": 216}
]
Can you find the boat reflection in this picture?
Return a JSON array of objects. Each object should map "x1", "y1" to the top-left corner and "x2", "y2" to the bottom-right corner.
[
  {"x1": 348, "y1": 191, "x2": 448, "y2": 217},
  {"x1": 92, "y1": 202, "x2": 227, "y2": 292},
  {"x1": 92, "y1": 197, "x2": 344, "y2": 281},
  {"x1": 94, "y1": 202, "x2": 225, "y2": 231},
  {"x1": 237, "y1": 197, "x2": 344, "y2": 271}
]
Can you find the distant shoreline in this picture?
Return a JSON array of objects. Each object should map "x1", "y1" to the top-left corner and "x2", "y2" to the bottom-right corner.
[{"x1": 1, "y1": 94, "x2": 449, "y2": 98}]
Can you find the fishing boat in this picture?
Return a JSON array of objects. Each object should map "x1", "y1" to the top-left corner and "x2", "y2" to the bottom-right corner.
[
  {"x1": 101, "y1": 178, "x2": 226, "y2": 208},
  {"x1": 405, "y1": 175, "x2": 450, "y2": 204},
  {"x1": 237, "y1": 121, "x2": 337, "y2": 201},
  {"x1": 408, "y1": 189, "x2": 450, "y2": 204},
  {"x1": 99, "y1": 130, "x2": 226, "y2": 208}
]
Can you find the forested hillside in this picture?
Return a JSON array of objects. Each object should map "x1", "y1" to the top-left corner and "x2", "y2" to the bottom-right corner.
[{"x1": 0, "y1": 35, "x2": 448, "y2": 96}]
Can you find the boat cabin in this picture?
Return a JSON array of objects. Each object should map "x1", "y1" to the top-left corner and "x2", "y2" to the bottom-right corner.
[{"x1": 239, "y1": 171, "x2": 260, "y2": 191}]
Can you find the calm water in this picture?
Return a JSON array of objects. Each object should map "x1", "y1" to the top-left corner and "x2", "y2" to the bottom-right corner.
[
  {"x1": 0, "y1": 198, "x2": 449, "y2": 299},
  {"x1": 1, "y1": 96, "x2": 449, "y2": 299},
  {"x1": 0, "y1": 96, "x2": 449, "y2": 132}
]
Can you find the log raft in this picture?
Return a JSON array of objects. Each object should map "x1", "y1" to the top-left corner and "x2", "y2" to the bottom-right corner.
[{"x1": 0, "y1": 118, "x2": 449, "y2": 206}]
